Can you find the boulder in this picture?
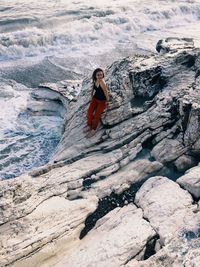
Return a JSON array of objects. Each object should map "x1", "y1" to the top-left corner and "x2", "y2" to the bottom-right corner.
[
  {"x1": 135, "y1": 176, "x2": 197, "y2": 244},
  {"x1": 156, "y1": 38, "x2": 194, "y2": 54},
  {"x1": 177, "y1": 166, "x2": 200, "y2": 198},
  {"x1": 174, "y1": 154, "x2": 197, "y2": 172},
  {"x1": 54, "y1": 205, "x2": 156, "y2": 267}
]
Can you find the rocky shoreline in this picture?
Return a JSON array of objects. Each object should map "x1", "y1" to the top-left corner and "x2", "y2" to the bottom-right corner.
[{"x1": 0, "y1": 38, "x2": 199, "y2": 267}]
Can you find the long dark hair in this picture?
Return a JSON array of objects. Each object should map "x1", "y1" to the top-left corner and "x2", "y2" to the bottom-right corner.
[{"x1": 92, "y1": 68, "x2": 104, "y2": 88}]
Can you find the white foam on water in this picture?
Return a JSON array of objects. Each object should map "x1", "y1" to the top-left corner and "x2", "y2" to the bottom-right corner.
[
  {"x1": 0, "y1": 82, "x2": 29, "y2": 134},
  {"x1": 0, "y1": 81, "x2": 63, "y2": 179},
  {"x1": 0, "y1": 0, "x2": 200, "y2": 61}
]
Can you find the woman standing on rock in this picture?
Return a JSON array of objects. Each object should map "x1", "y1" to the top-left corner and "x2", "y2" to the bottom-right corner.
[{"x1": 85, "y1": 68, "x2": 109, "y2": 137}]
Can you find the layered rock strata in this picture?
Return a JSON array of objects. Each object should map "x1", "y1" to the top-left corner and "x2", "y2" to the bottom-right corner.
[{"x1": 0, "y1": 38, "x2": 200, "y2": 267}]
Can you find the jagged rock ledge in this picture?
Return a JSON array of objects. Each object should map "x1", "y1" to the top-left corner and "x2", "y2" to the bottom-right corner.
[
  {"x1": 0, "y1": 38, "x2": 200, "y2": 267},
  {"x1": 25, "y1": 79, "x2": 82, "y2": 118}
]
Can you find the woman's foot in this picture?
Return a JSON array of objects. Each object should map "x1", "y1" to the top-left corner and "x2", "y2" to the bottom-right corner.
[
  {"x1": 83, "y1": 126, "x2": 91, "y2": 133},
  {"x1": 90, "y1": 129, "x2": 96, "y2": 136},
  {"x1": 87, "y1": 129, "x2": 96, "y2": 138}
]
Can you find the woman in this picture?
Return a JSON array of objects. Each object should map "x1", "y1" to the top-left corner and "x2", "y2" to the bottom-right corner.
[{"x1": 85, "y1": 68, "x2": 109, "y2": 137}]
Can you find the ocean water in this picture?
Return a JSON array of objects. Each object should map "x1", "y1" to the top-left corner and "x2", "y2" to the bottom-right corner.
[{"x1": 0, "y1": 0, "x2": 200, "y2": 179}]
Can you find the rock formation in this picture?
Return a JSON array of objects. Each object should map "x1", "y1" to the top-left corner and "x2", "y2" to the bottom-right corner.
[{"x1": 0, "y1": 38, "x2": 199, "y2": 267}]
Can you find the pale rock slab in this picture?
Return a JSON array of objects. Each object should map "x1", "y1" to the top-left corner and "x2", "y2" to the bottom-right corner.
[
  {"x1": 55, "y1": 205, "x2": 156, "y2": 267},
  {"x1": 125, "y1": 238, "x2": 200, "y2": 267},
  {"x1": 174, "y1": 154, "x2": 197, "y2": 172},
  {"x1": 0, "y1": 151, "x2": 121, "y2": 224},
  {"x1": 39, "y1": 80, "x2": 82, "y2": 101},
  {"x1": 0, "y1": 196, "x2": 97, "y2": 267},
  {"x1": 135, "y1": 176, "x2": 198, "y2": 244},
  {"x1": 90, "y1": 159, "x2": 163, "y2": 199},
  {"x1": 177, "y1": 166, "x2": 200, "y2": 198},
  {"x1": 151, "y1": 139, "x2": 186, "y2": 164}
]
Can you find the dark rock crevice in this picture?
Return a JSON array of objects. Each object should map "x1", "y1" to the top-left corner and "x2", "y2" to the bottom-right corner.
[
  {"x1": 123, "y1": 231, "x2": 160, "y2": 264},
  {"x1": 142, "y1": 135, "x2": 157, "y2": 150},
  {"x1": 143, "y1": 234, "x2": 160, "y2": 260},
  {"x1": 175, "y1": 52, "x2": 196, "y2": 68},
  {"x1": 80, "y1": 181, "x2": 143, "y2": 239},
  {"x1": 123, "y1": 234, "x2": 160, "y2": 265},
  {"x1": 132, "y1": 204, "x2": 162, "y2": 260},
  {"x1": 102, "y1": 130, "x2": 143, "y2": 153},
  {"x1": 181, "y1": 103, "x2": 192, "y2": 133}
]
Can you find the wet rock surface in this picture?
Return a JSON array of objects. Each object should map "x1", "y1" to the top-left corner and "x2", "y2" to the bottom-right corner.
[{"x1": 0, "y1": 39, "x2": 200, "y2": 266}]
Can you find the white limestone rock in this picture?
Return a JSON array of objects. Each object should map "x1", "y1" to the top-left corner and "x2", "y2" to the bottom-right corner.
[
  {"x1": 90, "y1": 159, "x2": 163, "y2": 199},
  {"x1": 39, "y1": 80, "x2": 82, "y2": 101},
  {"x1": 151, "y1": 139, "x2": 186, "y2": 164},
  {"x1": 177, "y1": 166, "x2": 200, "y2": 198},
  {"x1": 125, "y1": 238, "x2": 200, "y2": 267},
  {"x1": 174, "y1": 154, "x2": 197, "y2": 172},
  {"x1": 0, "y1": 196, "x2": 98, "y2": 267},
  {"x1": 55, "y1": 205, "x2": 156, "y2": 267},
  {"x1": 0, "y1": 152, "x2": 120, "y2": 225},
  {"x1": 131, "y1": 176, "x2": 200, "y2": 267},
  {"x1": 135, "y1": 176, "x2": 198, "y2": 244}
]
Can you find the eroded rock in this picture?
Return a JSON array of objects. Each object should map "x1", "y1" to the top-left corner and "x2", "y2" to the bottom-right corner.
[
  {"x1": 156, "y1": 37, "x2": 194, "y2": 54},
  {"x1": 1, "y1": 41, "x2": 200, "y2": 266},
  {"x1": 54, "y1": 205, "x2": 156, "y2": 267},
  {"x1": 177, "y1": 165, "x2": 200, "y2": 198},
  {"x1": 174, "y1": 154, "x2": 197, "y2": 172},
  {"x1": 0, "y1": 196, "x2": 97, "y2": 267},
  {"x1": 135, "y1": 176, "x2": 198, "y2": 244}
]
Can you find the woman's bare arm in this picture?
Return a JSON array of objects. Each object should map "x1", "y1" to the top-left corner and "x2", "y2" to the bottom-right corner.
[{"x1": 91, "y1": 85, "x2": 94, "y2": 99}]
